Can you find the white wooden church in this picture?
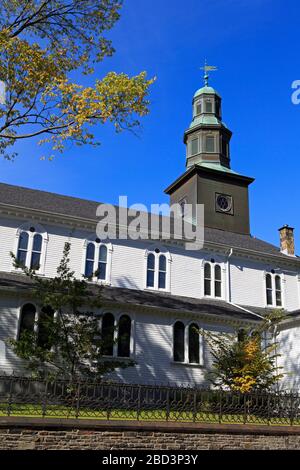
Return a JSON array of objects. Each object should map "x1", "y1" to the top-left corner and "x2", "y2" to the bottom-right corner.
[{"x1": 0, "y1": 77, "x2": 299, "y2": 389}]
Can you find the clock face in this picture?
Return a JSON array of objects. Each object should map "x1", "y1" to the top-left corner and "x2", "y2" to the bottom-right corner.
[{"x1": 216, "y1": 194, "x2": 233, "y2": 213}]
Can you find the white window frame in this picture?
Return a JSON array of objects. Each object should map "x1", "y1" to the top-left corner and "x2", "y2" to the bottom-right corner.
[
  {"x1": 202, "y1": 260, "x2": 224, "y2": 299},
  {"x1": 264, "y1": 272, "x2": 284, "y2": 308},
  {"x1": 99, "y1": 310, "x2": 134, "y2": 359},
  {"x1": 13, "y1": 222, "x2": 48, "y2": 275},
  {"x1": 172, "y1": 319, "x2": 204, "y2": 366},
  {"x1": 144, "y1": 246, "x2": 171, "y2": 292},
  {"x1": 82, "y1": 239, "x2": 113, "y2": 285}
]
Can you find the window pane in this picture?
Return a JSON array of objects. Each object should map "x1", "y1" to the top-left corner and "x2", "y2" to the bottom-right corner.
[
  {"x1": 215, "y1": 265, "x2": 221, "y2": 281},
  {"x1": 147, "y1": 270, "x2": 155, "y2": 288},
  {"x1": 266, "y1": 289, "x2": 273, "y2": 305},
  {"x1": 174, "y1": 322, "x2": 185, "y2": 362},
  {"x1": 191, "y1": 138, "x2": 198, "y2": 155},
  {"x1": 158, "y1": 272, "x2": 166, "y2": 289},
  {"x1": 37, "y1": 306, "x2": 54, "y2": 349},
  {"x1": 147, "y1": 253, "x2": 155, "y2": 270},
  {"x1": 188, "y1": 323, "x2": 200, "y2": 364},
  {"x1": 18, "y1": 232, "x2": 29, "y2": 250},
  {"x1": 205, "y1": 136, "x2": 215, "y2": 152},
  {"x1": 102, "y1": 313, "x2": 114, "y2": 356},
  {"x1": 97, "y1": 261, "x2": 106, "y2": 280},
  {"x1": 117, "y1": 315, "x2": 131, "y2": 358},
  {"x1": 99, "y1": 245, "x2": 107, "y2": 262},
  {"x1": 204, "y1": 279, "x2": 211, "y2": 296},
  {"x1": 85, "y1": 259, "x2": 94, "y2": 278},
  {"x1": 204, "y1": 263, "x2": 211, "y2": 279},
  {"x1": 17, "y1": 249, "x2": 27, "y2": 267},
  {"x1": 86, "y1": 243, "x2": 95, "y2": 261},
  {"x1": 215, "y1": 280, "x2": 221, "y2": 298},
  {"x1": 30, "y1": 252, "x2": 41, "y2": 270},
  {"x1": 205, "y1": 101, "x2": 212, "y2": 113},
  {"x1": 159, "y1": 255, "x2": 166, "y2": 271},
  {"x1": 19, "y1": 303, "x2": 36, "y2": 338},
  {"x1": 266, "y1": 274, "x2": 272, "y2": 289},
  {"x1": 196, "y1": 101, "x2": 201, "y2": 115},
  {"x1": 32, "y1": 234, "x2": 42, "y2": 252},
  {"x1": 276, "y1": 291, "x2": 282, "y2": 307},
  {"x1": 275, "y1": 275, "x2": 281, "y2": 290}
]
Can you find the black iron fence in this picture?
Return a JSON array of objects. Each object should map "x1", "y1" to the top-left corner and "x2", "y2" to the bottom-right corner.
[{"x1": 0, "y1": 375, "x2": 300, "y2": 425}]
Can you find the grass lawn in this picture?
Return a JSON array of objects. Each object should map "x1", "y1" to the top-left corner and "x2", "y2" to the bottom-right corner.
[{"x1": 0, "y1": 403, "x2": 296, "y2": 426}]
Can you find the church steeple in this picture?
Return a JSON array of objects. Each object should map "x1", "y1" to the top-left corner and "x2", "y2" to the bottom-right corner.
[{"x1": 184, "y1": 66, "x2": 232, "y2": 171}]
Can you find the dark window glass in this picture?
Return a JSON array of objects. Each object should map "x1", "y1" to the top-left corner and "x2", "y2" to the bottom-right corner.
[
  {"x1": 266, "y1": 274, "x2": 273, "y2": 305},
  {"x1": 204, "y1": 263, "x2": 211, "y2": 296},
  {"x1": 205, "y1": 136, "x2": 215, "y2": 152},
  {"x1": 19, "y1": 303, "x2": 36, "y2": 339},
  {"x1": 173, "y1": 321, "x2": 185, "y2": 362},
  {"x1": 205, "y1": 101, "x2": 213, "y2": 113},
  {"x1": 196, "y1": 101, "x2": 201, "y2": 115},
  {"x1": 188, "y1": 323, "x2": 200, "y2": 364},
  {"x1": 158, "y1": 255, "x2": 166, "y2": 289},
  {"x1": 214, "y1": 265, "x2": 222, "y2": 297},
  {"x1": 117, "y1": 315, "x2": 131, "y2": 358},
  {"x1": 102, "y1": 313, "x2": 115, "y2": 356},
  {"x1": 17, "y1": 231, "x2": 29, "y2": 266},
  {"x1": 98, "y1": 245, "x2": 107, "y2": 280},
  {"x1": 275, "y1": 275, "x2": 282, "y2": 306},
  {"x1": 30, "y1": 234, "x2": 42, "y2": 270},
  {"x1": 147, "y1": 253, "x2": 155, "y2": 287},
  {"x1": 32, "y1": 234, "x2": 42, "y2": 252},
  {"x1": 37, "y1": 306, "x2": 55, "y2": 349},
  {"x1": 85, "y1": 243, "x2": 95, "y2": 277}
]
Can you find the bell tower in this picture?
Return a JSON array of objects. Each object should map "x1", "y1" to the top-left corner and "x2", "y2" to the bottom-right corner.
[
  {"x1": 165, "y1": 64, "x2": 255, "y2": 235},
  {"x1": 185, "y1": 64, "x2": 232, "y2": 170}
]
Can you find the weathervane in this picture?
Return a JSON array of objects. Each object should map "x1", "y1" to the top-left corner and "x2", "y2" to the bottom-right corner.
[{"x1": 200, "y1": 60, "x2": 218, "y2": 86}]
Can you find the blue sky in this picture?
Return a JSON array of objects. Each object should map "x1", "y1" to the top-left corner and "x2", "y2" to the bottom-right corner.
[{"x1": 1, "y1": 0, "x2": 300, "y2": 249}]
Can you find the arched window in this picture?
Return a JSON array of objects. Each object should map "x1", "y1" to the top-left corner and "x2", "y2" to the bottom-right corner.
[
  {"x1": 98, "y1": 245, "x2": 107, "y2": 280},
  {"x1": 37, "y1": 306, "x2": 55, "y2": 349},
  {"x1": 158, "y1": 255, "x2": 166, "y2": 289},
  {"x1": 204, "y1": 262, "x2": 223, "y2": 298},
  {"x1": 84, "y1": 240, "x2": 110, "y2": 282},
  {"x1": 214, "y1": 265, "x2": 222, "y2": 298},
  {"x1": 19, "y1": 303, "x2": 36, "y2": 339},
  {"x1": 173, "y1": 321, "x2": 185, "y2": 362},
  {"x1": 17, "y1": 231, "x2": 29, "y2": 266},
  {"x1": 266, "y1": 273, "x2": 273, "y2": 305},
  {"x1": 117, "y1": 315, "x2": 131, "y2": 358},
  {"x1": 146, "y1": 249, "x2": 170, "y2": 291},
  {"x1": 275, "y1": 275, "x2": 282, "y2": 307},
  {"x1": 102, "y1": 313, "x2": 115, "y2": 356},
  {"x1": 15, "y1": 225, "x2": 47, "y2": 273},
  {"x1": 204, "y1": 263, "x2": 211, "y2": 296},
  {"x1": 146, "y1": 253, "x2": 155, "y2": 288},
  {"x1": 85, "y1": 243, "x2": 95, "y2": 277},
  {"x1": 31, "y1": 234, "x2": 43, "y2": 270},
  {"x1": 188, "y1": 323, "x2": 200, "y2": 364}
]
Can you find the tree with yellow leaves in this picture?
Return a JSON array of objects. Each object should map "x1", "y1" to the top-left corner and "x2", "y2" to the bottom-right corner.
[
  {"x1": 0, "y1": 1, "x2": 154, "y2": 159},
  {"x1": 199, "y1": 311, "x2": 285, "y2": 393}
]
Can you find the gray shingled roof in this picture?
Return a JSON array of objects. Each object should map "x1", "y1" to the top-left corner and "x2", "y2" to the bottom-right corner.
[
  {"x1": 0, "y1": 181, "x2": 294, "y2": 259},
  {"x1": 0, "y1": 271, "x2": 259, "y2": 322}
]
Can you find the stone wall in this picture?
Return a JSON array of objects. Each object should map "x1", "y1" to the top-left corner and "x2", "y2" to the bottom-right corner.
[{"x1": 1, "y1": 418, "x2": 300, "y2": 450}]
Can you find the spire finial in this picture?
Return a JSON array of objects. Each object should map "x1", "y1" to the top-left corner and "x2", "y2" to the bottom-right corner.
[{"x1": 200, "y1": 60, "x2": 218, "y2": 86}]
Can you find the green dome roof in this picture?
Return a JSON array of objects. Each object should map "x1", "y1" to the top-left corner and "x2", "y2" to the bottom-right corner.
[{"x1": 194, "y1": 85, "x2": 220, "y2": 99}]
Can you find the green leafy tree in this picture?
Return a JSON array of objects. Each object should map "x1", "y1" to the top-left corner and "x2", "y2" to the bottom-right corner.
[
  {"x1": 0, "y1": 1, "x2": 154, "y2": 159},
  {"x1": 199, "y1": 312, "x2": 285, "y2": 393},
  {"x1": 9, "y1": 242, "x2": 134, "y2": 382}
]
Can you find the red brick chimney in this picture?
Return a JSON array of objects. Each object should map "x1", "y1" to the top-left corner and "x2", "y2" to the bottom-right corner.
[{"x1": 279, "y1": 225, "x2": 295, "y2": 256}]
